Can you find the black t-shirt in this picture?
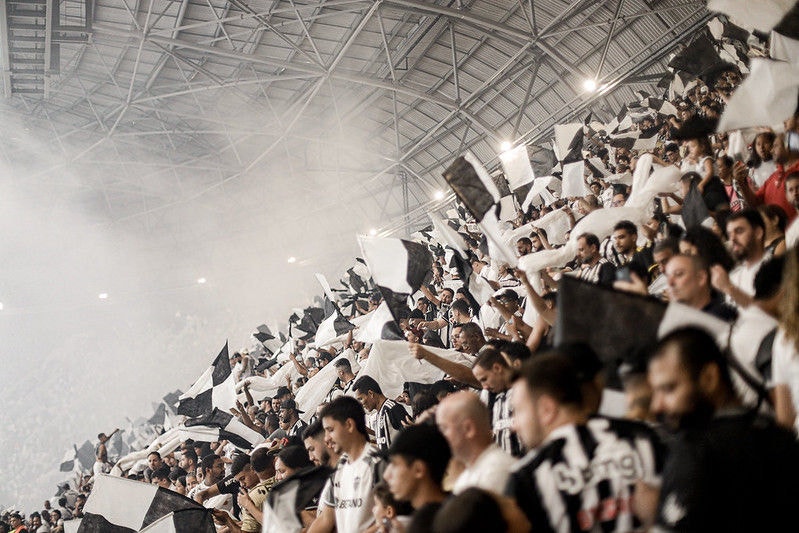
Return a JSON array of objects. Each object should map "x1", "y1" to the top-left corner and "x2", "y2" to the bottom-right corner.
[
  {"x1": 656, "y1": 409, "x2": 799, "y2": 532},
  {"x1": 407, "y1": 500, "x2": 445, "y2": 533}
]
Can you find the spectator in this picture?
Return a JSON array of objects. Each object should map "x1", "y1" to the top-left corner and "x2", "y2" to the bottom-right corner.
[
  {"x1": 352, "y1": 375, "x2": 411, "y2": 451},
  {"x1": 436, "y1": 391, "x2": 515, "y2": 494},
  {"x1": 665, "y1": 254, "x2": 738, "y2": 321},
  {"x1": 472, "y1": 347, "x2": 522, "y2": 457}
]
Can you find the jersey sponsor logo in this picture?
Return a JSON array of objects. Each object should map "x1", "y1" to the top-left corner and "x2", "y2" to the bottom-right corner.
[
  {"x1": 551, "y1": 452, "x2": 643, "y2": 495},
  {"x1": 335, "y1": 497, "x2": 364, "y2": 509}
]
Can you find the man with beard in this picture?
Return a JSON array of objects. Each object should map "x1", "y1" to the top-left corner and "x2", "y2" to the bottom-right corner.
[
  {"x1": 303, "y1": 421, "x2": 338, "y2": 468},
  {"x1": 648, "y1": 327, "x2": 799, "y2": 531},
  {"x1": 710, "y1": 209, "x2": 765, "y2": 308}
]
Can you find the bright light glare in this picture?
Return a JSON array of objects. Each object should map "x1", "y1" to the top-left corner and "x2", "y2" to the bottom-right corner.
[
  {"x1": 287, "y1": 256, "x2": 297, "y2": 264},
  {"x1": 197, "y1": 277, "x2": 207, "y2": 284},
  {"x1": 434, "y1": 190, "x2": 445, "y2": 200},
  {"x1": 501, "y1": 141, "x2": 513, "y2": 152},
  {"x1": 98, "y1": 293, "x2": 108, "y2": 299},
  {"x1": 369, "y1": 228, "x2": 378, "y2": 236},
  {"x1": 583, "y1": 78, "x2": 597, "y2": 92},
  {"x1": 0, "y1": 302, "x2": 3, "y2": 311}
]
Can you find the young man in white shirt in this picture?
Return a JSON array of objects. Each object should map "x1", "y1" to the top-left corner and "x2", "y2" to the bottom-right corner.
[{"x1": 308, "y1": 396, "x2": 385, "y2": 533}]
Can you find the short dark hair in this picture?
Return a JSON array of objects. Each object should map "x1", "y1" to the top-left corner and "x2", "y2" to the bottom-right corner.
[
  {"x1": 440, "y1": 287, "x2": 455, "y2": 297},
  {"x1": 148, "y1": 451, "x2": 161, "y2": 460},
  {"x1": 516, "y1": 352, "x2": 583, "y2": 408},
  {"x1": 200, "y1": 453, "x2": 220, "y2": 474},
  {"x1": 333, "y1": 358, "x2": 352, "y2": 371},
  {"x1": 152, "y1": 465, "x2": 171, "y2": 481},
  {"x1": 320, "y1": 396, "x2": 368, "y2": 437},
  {"x1": 373, "y1": 482, "x2": 414, "y2": 515},
  {"x1": 754, "y1": 257, "x2": 785, "y2": 301},
  {"x1": 352, "y1": 375, "x2": 383, "y2": 396},
  {"x1": 277, "y1": 445, "x2": 313, "y2": 470},
  {"x1": 432, "y1": 488, "x2": 508, "y2": 533},
  {"x1": 474, "y1": 346, "x2": 509, "y2": 370},
  {"x1": 517, "y1": 237, "x2": 532, "y2": 246},
  {"x1": 230, "y1": 453, "x2": 251, "y2": 476},
  {"x1": 727, "y1": 208, "x2": 765, "y2": 235},
  {"x1": 500, "y1": 341, "x2": 532, "y2": 364},
  {"x1": 387, "y1": 425, "x2": 451, "y2": 486},
  {"x1": 251, "y1": 447, "x2": 273, "y2": 474},
  {"x1": 613, "y1": 220, "x2": 638, "y2": 235},
  {"x1": 459, "y1": 322, "x2": 484, "y2": 340},
  {"x1": 578, "y1": 232, "x2": 600, "y2": 249},
  {"x1": 653, "y1": 237, "x2": 680, "y2": 255},
  {"x1": 303, "y1": 420, "x2": 324, "y2": 441},
  {"x1": 181, "y1": 449, "x2": 198, "y2": 466},
  {"x1": 652, "y1": 327, "x2": 734, "y2": 392},
  {"x1": 786, "y1": 171, "x2": 799, "y2": 185},
  {"x1": 758, "y1": 204, "x2": 788, "y2": 233},
  {"x1": 450, "y1": 298, "x2": 471, "y2": 316}
]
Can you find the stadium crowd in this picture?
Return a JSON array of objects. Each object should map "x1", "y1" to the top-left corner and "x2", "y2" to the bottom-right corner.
[{"x1": 4, "y1": 6, "x2": 799, "y2": 533}]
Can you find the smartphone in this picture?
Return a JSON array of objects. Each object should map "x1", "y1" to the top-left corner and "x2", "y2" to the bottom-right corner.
[{"x1": 616, "y1": 266, "x2": 631, "y2": 282}]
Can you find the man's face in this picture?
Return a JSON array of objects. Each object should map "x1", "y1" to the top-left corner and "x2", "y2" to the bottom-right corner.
[
  {"x1": 726, "y1": 218, "x2": 762, "y2": 261},
  {"x1": 50, "y1": 512, "x2": 60, "y2": 523},
  {"x1": 384, "y1": 455, "x2": 419, "y2": 502},
  {"x1": 9, "y1": 517, "x2": 21, "y2": 529},
  {"x1": 786, "y1": 177, "x2": 799, "y2": 210},
  {"x1": 450, "y1": 326, "x2": 463, "y2": 351},
  {"x1": 510, "y1": 380, "x2": 544, "y2": 449},
  {"x1": 234, "y1": 466, "x2": 259, "y2": 491},
  {"x1": 323, "y1": 416, "x2": 349, "y2": 455},
  {"x1": 148, "y1": 454, "x2": 163, "y2": 471},
  {"x1": 459, "y1": 331, "x2": 477, "y2": 353},
  {"x1": 611, "y1": 194, "x2": 627, "y2": 207},
  {"x1": 304, "y1": 435, "x2": 330, "y2": 466},
  {"x1": 440, "y1": 290, "x2": 454, "y2": 305},
  {"x1": 665, "y1": 256, "x2": 705, "y2": 305},
  {"x1": 516, "y1": 240, "x2": 532, "y2": 257},
  {"x1": 531, "y1": 234, "x2": 542, "y2": 249},
  {"x1": 336, "y1": 366, "x2": 349, "y2": 381},
  {"x1": 653, "y1": 248, "x2": 675, "y2": 277},
  {"x1": 355, "y1": 390, "x2": 377, "y2": 412},
  {"x1": 590, "y1": 183, "x2": 601, "y2": 196},
  {"x1": 32, "y1": 516, "x2": 41, "y2": 527},
  {"x1": 576, "y1": 237, "x2": 597, "y2": 263},
  {"x1": 152, "y1": 476, "x2": 170, "y2": 489},
  {"x1": 436, "y1": 404, "x2": 466, "y2": 462},
  {"x1": 205, "y1": 458, "x2": 225, "y2": 484},
  {"x1": 271, "y1": 397, "x2": 282, "y2": 412},
  {"x1": 279, "y1": 408, "x2": 294, "y2": 430},
  {"x1": 472, "y1": 363, "x2": 506, "y2": 394},
  {"x1": 613, "y1": 229, "x2": 636, "y2": 254},
  {"x1": 186, "y1": 475, "x2": 198, "y2": 491},
  {"x1": 648, "y1": 346, "x2": 712, "y2": 431}
]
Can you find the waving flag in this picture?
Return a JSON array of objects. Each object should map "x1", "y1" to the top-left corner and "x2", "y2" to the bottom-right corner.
[
  {"x1": 182, "y1": 408, "x2": 264, "y2": 450},
  {"x1": 78, "y1": 475, "x2": 215, "y2": 533},
  {"x1": 177, "y1": 343, "x2": 236, "y2": 417}
]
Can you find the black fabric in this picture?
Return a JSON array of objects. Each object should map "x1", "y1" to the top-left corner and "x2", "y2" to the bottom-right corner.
[
  {"x1": 442, "y1": 156, "x2": 495, "y2": 222},
  {"x1": 210, "y1": 342, "x2": 232, "y2": 386},
  {"x1": 170, "y1": 509, "x2": 217, "y2": 533},
  {"x1": 774, "y1": 1, "x2": 799, "y2": 41},
  {"x1": 400, "y1": 240, "x2": 434, "y2": 292},
  {"x1": 77, "y1": 513, "x2": 136, "y2": 533},
  {"x1": 656, "y1": 410, "x2": 799, "y2": 532},
  {"x1": 668, "y1": 34, "x2": 726, "y2": 80},
  {"x1": 561, "y1": 127, "x2": 584, "y2": 165},
  {"x1": 143, "y1": 487, "x2": 210, "y2": 529},
  {"x1": 681, "y1": 181, "x2": 710, "y2": 230},
  {"x1": 702, "y1": 292, "x2": 739, "y2": 322},
  {"x1": 702, "y1": 176, "x2": 731, "y2": 211},
  {"x1": 556, "y1": 276, "x2": 666, "y2": 390},
  {"x1": 755, "y1": 328, "x2": 777, "y2": 384},
  {"x1": 407, "y1": 501, "x2": 445, "y2": 533},
  {"x1": 254, "y1": 324, "x2": 275, "y2": 342}
]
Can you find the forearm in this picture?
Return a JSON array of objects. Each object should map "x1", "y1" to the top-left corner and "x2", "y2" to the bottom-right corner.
[{"x1": 422, "y1": 351, "x2": 479, "y2": 388}]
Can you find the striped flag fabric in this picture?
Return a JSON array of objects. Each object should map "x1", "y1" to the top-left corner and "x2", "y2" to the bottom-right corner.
[
  {"x1": 181, "y1": 408, "x2": 265, "y2": 450},
  {"x1": 78, "y1": 475, "x2": 215, "y2": 533},
  {"x1": 313, "y1": 308, "x2": 356, "y2": 348},
  {"x1": 554, "y1": 123, "x2": 586, "y2": 199},
  {"x1": 442, "y1": 153, "x2": 518, "y2": 266},
  {"x1": 177, "y1": 343, "x2": 236, "y2": 418},
  {"x1": 253, "y1": 324, "x2": 275, "y2": 343}
]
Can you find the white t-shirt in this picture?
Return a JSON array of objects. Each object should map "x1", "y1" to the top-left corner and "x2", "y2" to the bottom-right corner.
[
  {"x1": 321, "y1": 444, "x2": 384, "y2": 533},
  {"x1": 770, "y1": 329, "x2": 799, "y2": 433},
  {"x1": 750, "y1": 160, "x2": 778, "y2": 189},
  {"x1": 452, "y1": 443, "x2": 515, "y2": 495},
  {"x1": 729, "y1": 257, "x2": 765, "y2": 302},
  {"x1": 729, "y1": 305, "x2": 778, "y2": 406}
]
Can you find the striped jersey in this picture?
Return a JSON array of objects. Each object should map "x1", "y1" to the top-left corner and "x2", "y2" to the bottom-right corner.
[
  {"x1": 505, "y1": 416, "x2": 665, "y2": 532},
  {"x1": 481, "y1": 389, "x2": 523, "y2": 458},
  {"x1": 374, "y1": 399, "x2": 410, "y2": 450}
]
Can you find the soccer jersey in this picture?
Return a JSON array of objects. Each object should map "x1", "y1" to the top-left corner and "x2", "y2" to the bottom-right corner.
[
  {"x1": 374, "y1": 399, "x2": 409, "y2": 450},
  {"x1": 506, "y1": 417, "x2": 664, "y2": 532},
  {"x1": 321, "y1": 444, "x2": 385, "y2": 533}
]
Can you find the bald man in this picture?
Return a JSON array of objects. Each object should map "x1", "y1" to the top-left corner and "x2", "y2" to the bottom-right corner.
[{"x1": 436, "y1": 391, "x2": 516, "y2": 495}]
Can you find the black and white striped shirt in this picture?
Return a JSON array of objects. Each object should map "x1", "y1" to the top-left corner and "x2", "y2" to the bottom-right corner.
[
  {"x1": 481, "y1": 389, "x2": 523, "y2": 458},
  {"x1": 374, "y1": 399, "x2": 409, "y2": 450},
  {"x1": 505, "y1": 416, "x2": 664, "y2": 532}
]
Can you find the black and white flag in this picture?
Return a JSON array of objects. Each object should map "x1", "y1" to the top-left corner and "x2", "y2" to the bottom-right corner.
[
  {"x1": 253, "y1": 324, "x2": 275, "y2": 343},
  {"x1": 78, "y1": 475, "x2": 215, "y2": 533},
  {"x1": 177, "y1": 343, "x2": 236, "y2": 418},
  {"x1": 355, "y1": 301, "x2": 405, "y2": 342},
  {"x1": 442, "y1": 153, "x2": 518, "y2": 266},
  {"x1": 313, "y1": 307, "x2": 356, "y2": 348},
  {"x1": 182, "y1": 408, "x2": 264, "y2": 450},
  {"x1": 59, "y1": 445, "x2": 77, "y2": 472},
  {"x1": 554, "y1": 123, "x2": 586, "y2": 199},
  {"x1": 359, "y1": 236, "x2": 432, "y2": 337}
]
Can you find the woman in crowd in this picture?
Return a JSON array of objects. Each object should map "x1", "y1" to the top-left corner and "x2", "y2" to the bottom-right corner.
[
  {"x1": 758, "y1": 204, "x2": 788, "y2": 258},
  {"x1": 749, "y1": 131, "x2": 778, "y2": 190}
]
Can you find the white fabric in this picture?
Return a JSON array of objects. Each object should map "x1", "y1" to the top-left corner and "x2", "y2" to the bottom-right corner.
[
  {"x1": 730, "y1": 306, "x2": 778, "y2": 405},
  {"x1": 751, "y1": 160, "x2": 778, "y2": 189},
  {"x1": 717, "y1": 58, "x2": 799, "y2": 133},
  {"x1": 321, "y1": 445, "x2": 382, "y2": 533},
  {"x1": 771, "y1": 329, "x2": 799, "y2": 432},
  {"x1": 83, "y1": 475, "x2": 158, "y2": 529},
  {"x1": 452, "y1": 444, "x2": 515, "y2": 495},
  {"x1": 561, "y1": 161, "x2": 587, "y2": 198},
  {"x1": 707, "y1": 0, "x2": 794, "y2": 32},
  {"x1": 355, "y1": 302, "x2": 395, "y2": 343},
  {"x1": 500, "y1": 144, "x2": 536, "y2": 190},
  {"x1": 295, "y1": 350, "x2": 360, "y2": 421},
  {"x1": 658, "y1": 302, "x2": 731, "y2": 349},
  {"x1": 359, "y1": 236, "x2": 414, "y2": 293},
  {"x1": 729, "y1": 257, "x2": 765, "y2": 300},
  {"x1": 771, "y1": 31, "x2": 799, "y2": 63},
  {"x1": 430, "y1": 212, "x2": 469, "y2": 258},
  {"x1": 464, "y1": 151, "x2": 503, "y2": 203}
]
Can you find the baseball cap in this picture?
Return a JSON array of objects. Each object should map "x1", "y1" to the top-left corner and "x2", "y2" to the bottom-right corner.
[{"x1": 279, "y1": 399, "x2": 304, "y2": 413}]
